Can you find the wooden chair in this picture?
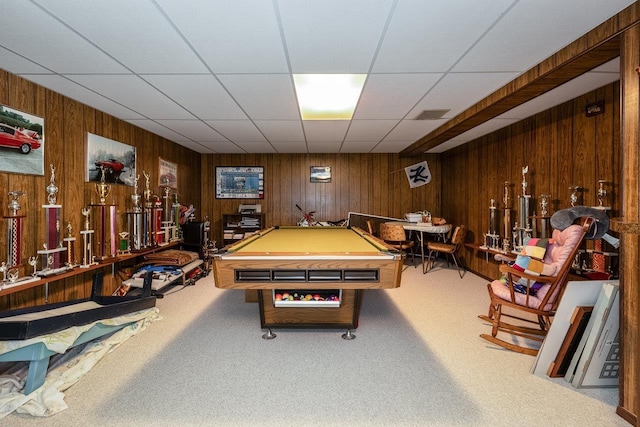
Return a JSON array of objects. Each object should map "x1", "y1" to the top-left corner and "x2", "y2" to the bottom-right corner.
[
  {"x1": 365, "y1": 219, "x2": 375, "y2": 236},
  {"x1": 425, "y1": 225, "x2": 467, "y2": 277},
  {"x1": 380, "y1": 222, "x2": 416, "y2": 267},
  {"x1": 478, "y1": 216, "x2": 594, "y2": 356}
]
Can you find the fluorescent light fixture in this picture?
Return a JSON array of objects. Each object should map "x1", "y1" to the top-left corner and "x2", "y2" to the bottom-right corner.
[{"x1": 293, "y1": 74, "x2": 366, "y2": 120}]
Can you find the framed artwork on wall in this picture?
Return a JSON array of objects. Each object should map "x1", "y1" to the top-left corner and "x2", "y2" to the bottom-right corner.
[
  {"x1": 159, "y1": 157, "x2": 177, "y2": 188},
  {"x1": 0, "y1": 104, "x2": 44, "y2": 175},
  {"x1": 216, "y1": 166, "x2": 264, "y2": 199},
  {"x1": 310, "y1": 166, "x2": 331, "y2": 183},
  {"x1": 86, "y1": 133, "x2": 136, "y2": 186}
]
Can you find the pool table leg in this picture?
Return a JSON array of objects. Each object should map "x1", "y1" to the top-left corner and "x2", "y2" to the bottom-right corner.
[
  {"x1": 341, "y1": 329, "x2": 356, "y2": 340},
  {"x1": 262, "y1": 329, "x2": 277, "y2": 340}
]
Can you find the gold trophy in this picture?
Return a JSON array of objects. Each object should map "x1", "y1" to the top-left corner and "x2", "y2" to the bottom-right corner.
[{"x1": 95, "y1": 165, "x2": 111, "y2": 204}]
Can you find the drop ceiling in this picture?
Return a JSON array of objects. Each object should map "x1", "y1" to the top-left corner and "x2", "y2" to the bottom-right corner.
[{"x1": 0, "y1": 0, "x2": 632, "y2": 154}]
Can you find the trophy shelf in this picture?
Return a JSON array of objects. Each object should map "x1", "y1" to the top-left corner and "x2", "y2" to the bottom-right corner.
[{"x1": 0, "y1": 240, "x2": 182, "y2": 298}]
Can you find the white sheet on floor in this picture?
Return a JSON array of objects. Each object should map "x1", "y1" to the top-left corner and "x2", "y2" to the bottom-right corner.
[{"x1": 0, "y1": 307, "x2": 160, "y2": 418}]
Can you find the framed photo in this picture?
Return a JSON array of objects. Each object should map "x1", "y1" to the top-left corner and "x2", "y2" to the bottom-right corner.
[
  {"x1": 310, "y1": 166, "x2": 331, "y2": 183},
  {"x1": 216, "y1": 166, "x2": 264, "y2": 199},
  {"x1": 86, "y1": 133, "x2": 136, "y2": 186},
  {"x1": 0, "y1": 104, "x2": 44, "y2": 175},
  {"x1": 159, "y1": 157, "x2": 178, "y2": 188}
]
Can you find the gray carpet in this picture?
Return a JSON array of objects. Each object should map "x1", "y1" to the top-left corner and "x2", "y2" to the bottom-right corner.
[{"x1": 5, "y1": 263, "x2": 626, "y2": 426}]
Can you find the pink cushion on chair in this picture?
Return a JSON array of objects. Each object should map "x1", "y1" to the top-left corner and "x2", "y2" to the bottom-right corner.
[{"x1": 490, "y1": 224, "x2": 584, "y2": 310}]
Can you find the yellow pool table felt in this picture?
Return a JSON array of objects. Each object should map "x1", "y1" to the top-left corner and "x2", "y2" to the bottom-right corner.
[{"x1": 227, "y1": 227, "x2": 388, "y2": 255}]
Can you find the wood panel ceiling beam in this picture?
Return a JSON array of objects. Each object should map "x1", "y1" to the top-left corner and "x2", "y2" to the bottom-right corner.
[{"x1": 400, "y1": 3, "x2": 640, "y2": 157}]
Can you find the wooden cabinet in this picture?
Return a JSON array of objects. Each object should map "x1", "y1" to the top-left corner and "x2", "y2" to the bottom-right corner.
[{"x1": 222, "y1": 213, "x2": 264, "y2": 245}]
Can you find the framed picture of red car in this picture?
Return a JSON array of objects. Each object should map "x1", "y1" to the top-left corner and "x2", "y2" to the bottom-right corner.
[
  {"x1": 86, "y1": 133, "x2": 136, "y2": 186},
  {"x1": 0, "y1": 104, "x2": 44, "y2": 175}
]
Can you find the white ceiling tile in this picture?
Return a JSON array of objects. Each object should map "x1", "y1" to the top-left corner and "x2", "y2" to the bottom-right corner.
[
  {"x1": 154, "y1": 120, "x2": 228, "y2": 141},
  {"x1": 354, "y1": 73, "x2": 442, "y2": 119},
  {"x1": 156, "y1": 0, "x2": 288, "y2": 73},
  {"x1": 66, "y1": 75, "x2": 195, "y2": 119},
  {"x1": 254, "y1": 120, "x2": 305, "y2": 142},
  {"x1": 217, "y1": 74, "x2": 300, "y2": 120},
  {"x1": 143, "y1": 75, "x2": 247, "y2": 120},
  {"x1": 234, "y1": 141, "x2": 277, "y2": 153},
  {"x1": 205, "y1": 121, "x2": 267, "y2": 142},
  {"x1": 0, "y1": 48, "x2": 52, "y2": 74},
  {"x1": 373, "y1": 0, "x2": 514, "y2": 73},
  {"x1": 126, "y1": 119, "x2": 192, "y2": 142},
  {"x1": 344, "y1": 120, "x2": 398, "y2": 142},
  {"x1": 279, "y1": 0, "x2": 394, "y2": 73},
  {"x1": 308, "y1": 140, "x2": 344, "y2": 153},
  {"x1": 408, "y1": 72, "x2": 520, "y2": 118},
  {"x1": 33, "y1": 0, "x2": 208, "y2": 74},
  {"x1": 24, "y1": 74, "x2": 145, "y2": 120},
  {"x1": 383, "y1": 120, "x2": 445, "y2": 141},
  {"x1": 453, "y1": 0, "x2": 635, "y2": 73},
  {"x1": 340, "y1": 140, "x2": 380, "y2": 153},
  {"x1": 270, "y1": 141, "x2": 309, "y2": 153},
  {"x1": 0, "y1": 2, "x2": 127, "y2": 74},
  {"x1": 302, "y1": 121, "x2": 349, "y2": 142},
  {"x1": 371, "y1": 140, "x2": 415, "y2": 153},
  {"x1": 200, "y1": 140, "x2": 247, "y2": 154}
]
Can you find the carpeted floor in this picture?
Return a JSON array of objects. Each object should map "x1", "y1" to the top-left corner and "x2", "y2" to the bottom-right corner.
[{"x1": 4, "y1": 263, "x2": 627, "y2": 426}]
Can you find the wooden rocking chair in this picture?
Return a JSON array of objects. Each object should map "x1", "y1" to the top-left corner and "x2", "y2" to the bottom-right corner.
[{"x1": 478, "y1": 214, "x2": 596, "y2": 356}]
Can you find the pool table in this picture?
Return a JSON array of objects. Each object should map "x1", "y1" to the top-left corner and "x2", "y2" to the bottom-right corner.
[{"x1": 212, "y1": 226, "x2": 404, "y2": 336}]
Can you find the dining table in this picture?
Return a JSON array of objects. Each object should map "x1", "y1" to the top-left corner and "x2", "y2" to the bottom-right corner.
[{"x1": 385, "y1": 221, "x2": 452, "y2": 273}]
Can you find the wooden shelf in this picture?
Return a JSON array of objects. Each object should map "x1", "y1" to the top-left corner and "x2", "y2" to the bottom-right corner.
[
  {"x1": 222, "y1": 213, "x2": 264, "y2": 245},
  {"x1": 0, "y1": 241, "x2": 182, "y2": 298}
]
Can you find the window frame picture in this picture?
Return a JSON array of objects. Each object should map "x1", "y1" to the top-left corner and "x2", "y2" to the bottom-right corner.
[
  {"x1": 215, "y1": 166, "x2": 264, "y2": 199},
  {"x1": 86, "y1": 133, "x2": 136, "y2": 186},
  {"x1": 310, "y1": 166, "x2": 331, "y2": 183},
  {"x1": 0, "y1": 104, "x2": 45, "y2": 176}
]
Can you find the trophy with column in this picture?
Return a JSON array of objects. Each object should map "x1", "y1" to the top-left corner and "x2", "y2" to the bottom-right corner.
[
  {"x1": 37, "y1": 164, "x2": 69, "y2": 276},
  {"x1": 513, "y1": 166, "x2": 532, "y2": 252},
  {"x1": 592, "y1": 180, "x2": 613, "y2": 275},
  {"x1": 482, "y1": 199, "x2": 501, "y2": 250},
  {"x1": 501, "y1": 181, "x2": 511, "y2": 253},
  {"x1": 90, "y1": 167, "x2": 117, "y2": 260},
  {"x1": 79, "y1": 207, "x2": 97, "y2": 268}
]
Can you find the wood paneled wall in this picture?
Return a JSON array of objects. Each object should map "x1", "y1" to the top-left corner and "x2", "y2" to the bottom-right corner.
[
  {"x1": 440, "y1": 81, "x2": 621, "y2": 281},
  {"x1": 0, "y1": 71, "x2": 202, "y2": 311},
  {"x1": 201, "y1": 153, "x2": 441, "y2": 245}
]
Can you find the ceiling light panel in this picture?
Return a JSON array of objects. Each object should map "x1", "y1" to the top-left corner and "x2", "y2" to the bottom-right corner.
[{"x1": 294, "y1": 74, "x2": 366, "y2": 120}]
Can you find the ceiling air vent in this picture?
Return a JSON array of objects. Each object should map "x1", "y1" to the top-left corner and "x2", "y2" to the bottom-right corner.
[{"x1": 414, "y1": 109, "x2": 449, "y2": 120}]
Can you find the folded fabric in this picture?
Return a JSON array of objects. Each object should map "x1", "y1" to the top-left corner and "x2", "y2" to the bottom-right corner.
[
  {"x1": 512, "y1": 254, "x2": 556, "y2": 276},
  {"x1": 522, "y1": 237, "x2": 551, "y2": 260},
  {"x1": 144, "y1": 250, "x2": 199, "y2": 266}
]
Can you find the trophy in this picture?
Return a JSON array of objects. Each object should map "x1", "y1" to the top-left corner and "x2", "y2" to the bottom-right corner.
[
  {"x1": 569, "y1": 185, "x2": 581, "y2": 207},
  {"x1": 63, "y1": 221, "x2": 78, "y2": 267},
  {"x1": 5, "y1": 191, "x2": 25, "y2": 268},
  {"x1": 46, "y1": 163, "x2": 58, "y2": 205},
  {"x1": 80, "y1": 207, "x2": 97, "y2": 268},
  {"x1": 95, "y1": 165, "x2": 111, "y2": 204},
  {"x1": 131, "y1": 174, "x2": 142, "y2": 213},
  {"x1": 514, "y1": 167, "x2": 532, "y2": 252},
  {"x1": 537, "y1": 194, "x2": 552, "y2": 238},
  {"x1": 7, "y1": 190, "x2": 24, "y2": 216},
  {"x1": 597, "y1": 180, "x2": 608, "y2": 208},
  {"x1": 143, "y1": 171, "x2": 152, "y2": 208}
]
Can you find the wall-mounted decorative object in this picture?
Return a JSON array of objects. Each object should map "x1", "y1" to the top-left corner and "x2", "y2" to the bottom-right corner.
[
  {"x1": 216, "y1": 166, "x2": 264, "y2": 199},
  {"x1": 159, "y1": 157, "x2": 177, "y2": 188},
  {"x1": 404, "y1": 160, "x2": 431, "y2": 188},
  {"x1": 310, "y1": 166, "x2": 331, "y2": 183},
  {"x1": 86, "y1": 133, "x2": 136, "y2": 186},
  {"x1": 0, "y1": 104, "x2": 44, "y2": 175}
]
